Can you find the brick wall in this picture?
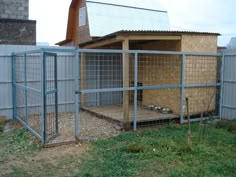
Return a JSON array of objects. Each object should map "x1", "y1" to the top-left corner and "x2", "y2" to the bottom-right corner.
[
  {"x1": 0, "y1": 0, "x2": 29, "y2": 20},
  {"x1": 0, "y1": 19, "x2": 36, "y2": 45}
]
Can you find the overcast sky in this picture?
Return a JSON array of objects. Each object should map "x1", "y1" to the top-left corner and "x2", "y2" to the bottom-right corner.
[{"x1": 29, "y1": 0, "x2": 236, "y2": 46}]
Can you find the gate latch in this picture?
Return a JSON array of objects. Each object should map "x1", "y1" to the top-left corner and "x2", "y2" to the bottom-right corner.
[{"x1": 75, "y1": 90, "x2": 80, "y2": 94}]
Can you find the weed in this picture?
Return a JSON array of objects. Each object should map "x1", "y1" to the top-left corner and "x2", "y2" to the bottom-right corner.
[{"x1": 127, "y1": 144, "x2": 144, "y2": 153}]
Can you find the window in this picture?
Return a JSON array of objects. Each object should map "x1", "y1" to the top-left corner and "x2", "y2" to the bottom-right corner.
[{"x1": 79, "y1": 7, "x2": 86, "y2": 26}]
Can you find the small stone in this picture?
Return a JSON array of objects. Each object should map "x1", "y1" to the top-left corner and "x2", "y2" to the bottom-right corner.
[{"x1": 114, "y1": 125, "x2": 123, "y2": 131}]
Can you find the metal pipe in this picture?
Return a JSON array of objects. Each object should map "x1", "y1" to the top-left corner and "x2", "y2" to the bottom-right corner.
[
  {"x1": 80, "y1": 83, "x2": 221, "y2": 94},
  {"x1": 219, "y1": 52, "x2": 225, "y2": 119},
  {"x1": 78, "y1": 49, "x2": 221, "y2": 56},
  {"x1": 15, "y1": 115, "x2": 42, "y2": 142},
  {"x1": 54, "y1": 54, "x2": 59, "y2": 134},
  {"x1": 180, "y1": 54, "x2": 186, "y2": 124},
  {"x1": 11, "y1": 54, "x2": 16, "y2": 120},
  {"x1": 24, "y1": 54, "x2": 28, "y2": 125},
  {"x1": 13, "y1": 49, "x2": 41, "y2": 55},
  {"x1": 15, "y1": 84, "x2": 41, "y2": 94},
  {"x1": 74, "y1": 51, "x2": 80, "y2": 138},
  {"x1": 40, "y1": 51, "x2": 46, "y2": 144},
  {"x1": 133, "y1": 52, "x2": 138, "y2": 131}
]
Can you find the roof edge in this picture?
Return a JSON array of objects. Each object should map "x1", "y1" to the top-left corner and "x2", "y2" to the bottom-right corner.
[
  {"x1": 55, "y1": 39, "x2": 73, "y2": 46},
  {"x1": 86, "y1": 1, "x2": 168, "y2": 13},
  {"x1": 80, "y1": 30, "x2": 220, "y2": 47}
]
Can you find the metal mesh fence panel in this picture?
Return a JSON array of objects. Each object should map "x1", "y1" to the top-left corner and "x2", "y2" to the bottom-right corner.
[
  {"x1": 15, "y1": 55, "x2": 26, "y2": 122},
  {"x1": 183, "y1": 55, "x2": 221, "y2": 121},
  {"x1": 46, "y1": 54, "x2": 76, "y2": 144},
  {"x1": 14, "y1": 54, "x2": 42, "y2": 140},
  {"x1": 44, "y1": 54, "x2": 57, "y2": 142},
  {"x1": 12, "y1": 48, "x2": 222, "y2": 143},
  {"x1": 26, "y1": 55, "x2": 41, "y2": 90},
  {"x1": 79, "y1": 51, "x2": 126, "y2": 138},
  {"x1": 80, "y1": 92, "x2": 122, "y2": 139},
  {"x1": 27, "y1": 91, "x2": 41, "y2": 135},
  {"x1": 133, "y1": 54, "x2": 181, "y2": 128},
  {"x1": 137, "y1": 54, "x2": 181, "y2": 86},
  {"x1": 15, "y1": 87, "x2": 25, "y2": 121},
  {"x1": 81, "y1": 53, "x2": 123, "y2": 90}
]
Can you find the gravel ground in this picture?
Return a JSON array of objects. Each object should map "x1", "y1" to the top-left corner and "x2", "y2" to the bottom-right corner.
[{"x1": 48, "y1": 111, "x2": 122, "y2": 144}]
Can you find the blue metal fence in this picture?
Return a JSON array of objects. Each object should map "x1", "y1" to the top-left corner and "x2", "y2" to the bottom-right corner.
[{"x1": 12, "y1": 48, "x2": 78, "y2": 144}]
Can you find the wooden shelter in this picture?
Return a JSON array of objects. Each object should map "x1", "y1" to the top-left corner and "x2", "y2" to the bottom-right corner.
[{"x1": 56, "y1": 0, "x2": 220, "y2": 125}]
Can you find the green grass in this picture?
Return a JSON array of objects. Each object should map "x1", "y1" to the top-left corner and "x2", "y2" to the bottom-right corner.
[
  {"x1": 216, "y1": 120, "x2": 236, "y2": 133},
  {"x1": 74, "y1": 122, "x2": 236, "y2": 177},
  {"x1": 0, "y1": 125, "x2": 42, "y2": 163},
  {"x1": 0, "y1": 125, "x2": 82, "y2": 177},
  {"x1": 0, "y1": 120, "x2": 236, "y2": 177}
]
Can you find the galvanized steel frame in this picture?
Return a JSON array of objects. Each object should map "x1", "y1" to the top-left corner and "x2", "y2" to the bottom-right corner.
[
  {"x1": 77, "y1": 49, "x2": 222, "y2": 128},
  {"x1": 12, "y1": 48, "x2": 74, "y2": 144},
  {"x1": 12, "y1": 47, "x2": 225, "y2": 143}
]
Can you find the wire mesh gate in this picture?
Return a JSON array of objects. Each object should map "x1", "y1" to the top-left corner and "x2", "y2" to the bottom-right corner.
[
  {"x1": 13, "y1": 51, "x2": 60, "y2": 144},
  {"x1": 43, "y1": 52, "x2": 58, "y2": 142}
]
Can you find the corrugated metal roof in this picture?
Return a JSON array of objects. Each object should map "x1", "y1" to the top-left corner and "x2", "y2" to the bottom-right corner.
[
  {"x1": 87, "y1": 0, "x2": 167, "y2": 11},
  {"x1": 228, "y1": 37, "x2": 236, "y2": 48},
  {"x1": 80, "y1": 30, "x2": 220, "y2": 47},
  {"x1": 115, "y1": 30, "x2": 220, "y2": 35},
  {"x1": 87, "y1": 1, "x2": 170, "y2": 37}
]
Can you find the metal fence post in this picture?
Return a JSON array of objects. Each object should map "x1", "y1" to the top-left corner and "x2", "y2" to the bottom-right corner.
[
  {"x1": 219, "y1": 52, "x2": 225, "y2": 119},
  {"x1": 54, "y1": 54, "x2": 59, "y2": 134},
  {"x1": 40, "y1": 50, "x2": 46, "y2": 144},
  {"x1": 180, "y1": 54, "x2": 186, "y2": 124},
  {"x1": 74, "y1": 49, "x2": 80, "y2": 138},
  {"x1": 133, "y1": 52, "x2": 138, "y2": 131},
  {"x1": 24, "y1": 54, "x2": 28, "y2": 125},
  {"x1": 11, "y1": 53, "x2": 16, "y2": 120}
]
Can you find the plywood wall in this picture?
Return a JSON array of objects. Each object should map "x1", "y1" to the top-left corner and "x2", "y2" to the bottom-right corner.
[
  {"x1": 129, "y1": 54, "x2": 182, "y2": 113},
  {"x1": 128, "y1": 34, "x2": 218, "y2": 116},
  {"x1": 182, "y1": 34, "x2": 218, "y2": 115},
  {"x1": 181, "y1": 34, "x2": 217, "y2": 53}
]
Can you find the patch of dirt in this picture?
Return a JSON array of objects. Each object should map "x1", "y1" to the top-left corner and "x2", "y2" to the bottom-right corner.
[
  {"x1": 0, "y1": 143, "x2": 89, "y2": 177},
  {"x1": 31, "y1": 143, "x2": 89, "y2": 164}
]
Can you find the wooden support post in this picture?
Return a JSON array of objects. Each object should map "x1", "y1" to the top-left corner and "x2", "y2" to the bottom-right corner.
[
  {"x1": 81, "y1": 53, "x2": 86, "y2": 108},
  {"x1": 122, "y1": 39, "x2": 130, "y2": 130}
]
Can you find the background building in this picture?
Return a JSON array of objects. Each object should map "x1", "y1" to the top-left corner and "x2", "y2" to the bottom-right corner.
[{"x1": 0, "y1": 0, "x2": 36, "y2": 45}]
